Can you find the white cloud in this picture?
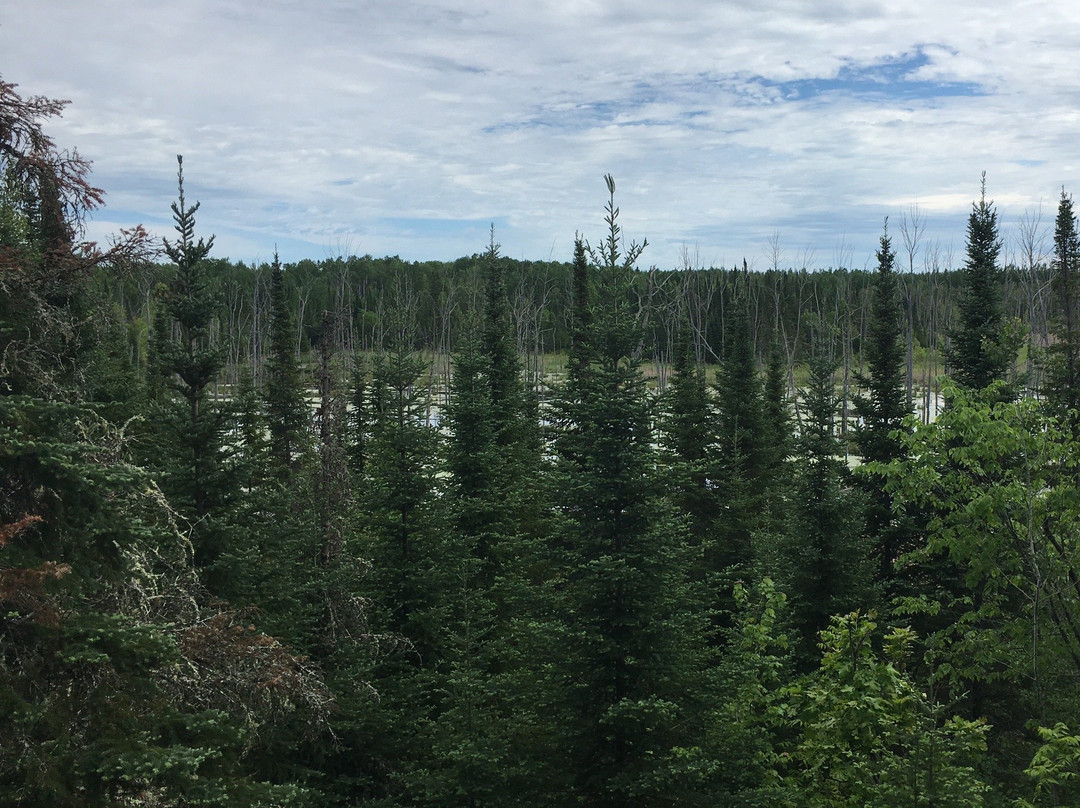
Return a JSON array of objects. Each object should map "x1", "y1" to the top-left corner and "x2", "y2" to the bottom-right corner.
[{"x1": 4, "y1": 0, "x2": 1080, "y2": 270}]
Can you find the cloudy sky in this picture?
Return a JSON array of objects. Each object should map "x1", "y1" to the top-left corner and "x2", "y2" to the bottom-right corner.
[{"x1": 4, "y1": 1, "x2": 1080, "y2": 270}]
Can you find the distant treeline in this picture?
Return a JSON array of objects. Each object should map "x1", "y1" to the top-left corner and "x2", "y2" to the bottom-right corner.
[{"x1": 104, "y1": 250, "x2": 1052, "y2": 412}]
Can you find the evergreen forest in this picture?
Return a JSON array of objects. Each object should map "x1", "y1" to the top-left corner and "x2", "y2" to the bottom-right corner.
[{"x1": 8, "y1": 76, "x2": 1080, "y2": 807}]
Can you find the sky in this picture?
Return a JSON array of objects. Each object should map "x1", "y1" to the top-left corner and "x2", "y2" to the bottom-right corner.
[{"x1": 4, "y1": 1, "x2": 1080, "y2": 271}]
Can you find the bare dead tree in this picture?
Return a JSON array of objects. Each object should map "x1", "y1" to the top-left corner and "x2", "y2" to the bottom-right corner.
[
  {"x1": 434, "y1": 267, "x2": 458, "y2": 407},
  {"x1": 899, "y1": 202, "x2": 925, "y2": 408},
  {"x1": 1016, "y1": 203, "x2": 1052, "y2": 392},
  {"x1": 679, "y1": 244, "x2": 720, "y2": 364}
]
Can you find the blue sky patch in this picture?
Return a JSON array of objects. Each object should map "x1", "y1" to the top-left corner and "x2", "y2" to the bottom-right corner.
[{"x1": 749, "y1": 47, "x2": 984, "y2": 104}]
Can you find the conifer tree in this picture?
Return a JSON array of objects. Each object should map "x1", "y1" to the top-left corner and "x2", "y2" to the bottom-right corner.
[
  {"x1": 264, "y1": 252, "x2": 308, "y2": 473},
  {"x1": 713, "y1": 288, "x2": 768, "y2": 578},
  {"x1": 550, "y1": 176, "x2": 711, "y2": 806},
  {"x1": 355, "y1": 299, "x2": 454, "y2": 802},
  {"x1": 481, "y1": 226, "x2": 527, "y2": 450},
  {"x1": 949, "y1": 174, "x2": 1012, "y2": 392},
  {"x1": 424, "y1": 317, "x2": 554, "y2": 807},
  {"x1": 363, "y1": 304, "x2": 444, "y2": 654},
  {"x1": 160, "y1": 155, "x2": 221, "y2": 437},
  {"x1": 568, "y1": 233, "x2": 593, "y2": 380},
  {"x1": 1043, "y1": 189, "x2": 1080, "y2": 420},
  {"x1": 155, "y1": 155, "x2": 233, "y2": 570},
  {"x1": 1, "y1": 84, "x2": 330, "y2": 807},
  {"x1": 661, "y1": 317, "x2": 719, "y2": 548},
  {"x1": 853, "y1": 222, "x2": 914, "y2": 589},
  {"x1": 752, "y1": 332, "x2": 796, "y2": 577},
  {"x1": 786, "y1": 334, "x2": 869, "y2": 664}
]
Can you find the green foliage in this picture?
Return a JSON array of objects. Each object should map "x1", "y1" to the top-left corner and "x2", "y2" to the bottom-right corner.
[
  {"x1": 710, "y1": 578, "x2": 794, "y2": 803},
  {"x1": 15, "y1": 72, "x2": 1080, "y2": 808},
  {"x1": 1017, "y1": 723, "x2": 1080, "y2": 806},
  {"x1": 853, "y1": 222, "x2": 911, "y2": 466},
  {"x1": 661, "y1": 318, "x2": 720, "y2": 554},
  {"x1": 791, "y1": 612, "x2": 989, "y2": 807},
  {"x1": 148, "y1": 156, "x2": 235, "y2": 576},
  {"x1": 884, "y1": 383, "x2": 1080, "y2": 687}
]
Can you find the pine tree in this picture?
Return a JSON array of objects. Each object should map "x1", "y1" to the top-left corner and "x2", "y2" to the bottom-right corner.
[
  {"x1": 853, "y1": 221, "x2": 914, "y2": 590},
  {"x1": 949, "y1": 174, "x2": 1012, "y2": 392}
]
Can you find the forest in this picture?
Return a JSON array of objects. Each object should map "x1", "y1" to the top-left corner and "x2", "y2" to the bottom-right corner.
[{"x1": 5, "y1": 76, "x2": 1080, "y2": 807}]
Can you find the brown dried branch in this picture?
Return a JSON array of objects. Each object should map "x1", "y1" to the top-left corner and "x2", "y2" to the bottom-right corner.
[
  {"x1": 0, "y1": 513, "x2": 42, "y2": 548},
  {"x1": 0, "y1": 76, "x2": 104, "y2": 234},
  {"x1": 169, "y1": 610, "x2": 338, "y2": 741}
]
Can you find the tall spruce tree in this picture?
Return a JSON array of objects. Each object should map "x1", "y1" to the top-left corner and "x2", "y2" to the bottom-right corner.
[
  {"x1": 426, "y1": 268, "x2": 554, "y2": 805},
  {"x1": 354, "y1": 299, "x2": 454, "y2": 803},
  {"x1": 550, "y1": 176, "x2": 711, "y2": 806},
  {"x1": 712, "y1": 287, "x2": 768, "y2": 580},
  {"x1": 786, "y1": 333, "x2": 869, "y2": 665},
  {"x1": 481, "y1": 226, "x2": 527, "y2": 451},
  {"x1": 155, "y1": 155, "x2": 232, "y2": 570},
  {"x1": 853, "y1": 222, "x2": 914, "y2": 590},
  {"x1": 950, "y1": 174, "x2": 1011, "y2": 392},
  {"x1": 264, "y1": 252, "x2": 309, "y2": 473},
  {"x1": 1044, "y1": 189, "x2": 1080, "y2": 420},
  {"x1": 568, "y1": 233, "x2": 593, "y2": 380},
  {"x1": 661, "y1": 317, "x2": 719, "y2": 550}
]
